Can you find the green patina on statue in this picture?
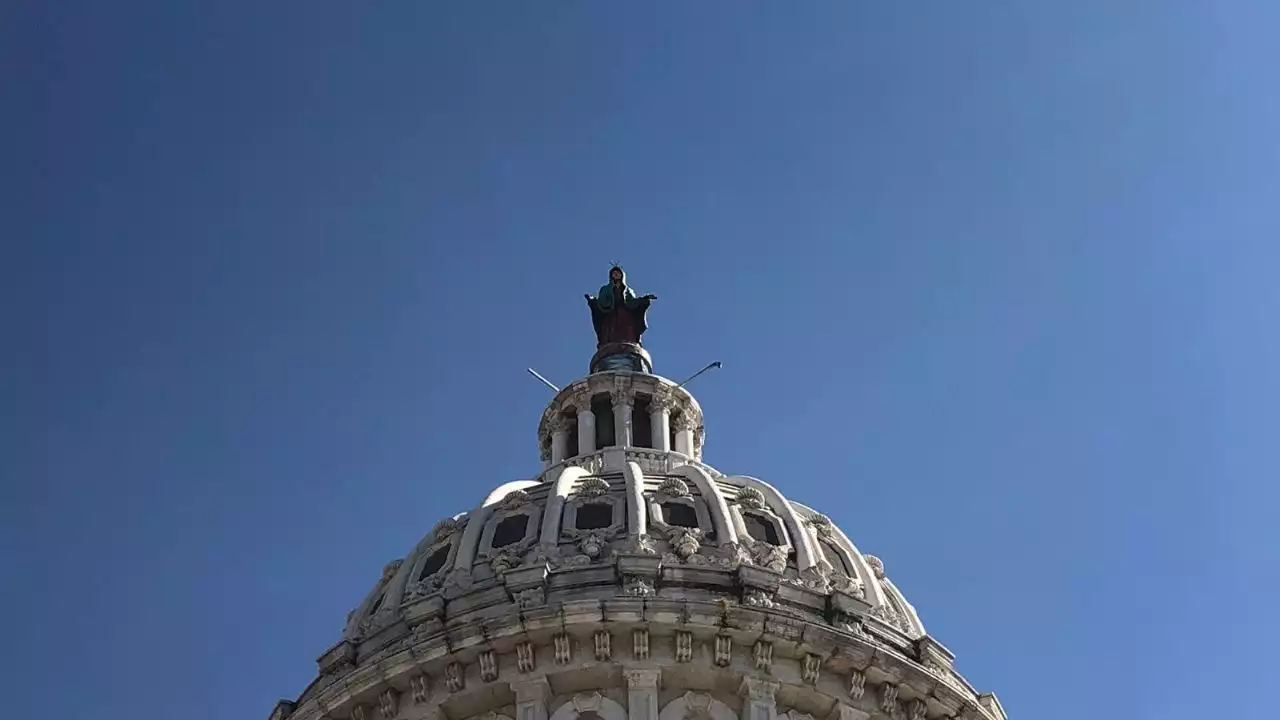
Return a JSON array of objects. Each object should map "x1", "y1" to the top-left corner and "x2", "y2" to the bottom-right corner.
[{"x1": 584, "y1": 265, "x2": 657, "y2": 348}]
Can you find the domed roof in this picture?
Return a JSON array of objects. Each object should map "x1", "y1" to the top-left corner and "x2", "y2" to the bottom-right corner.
[{"x1": 268, "y1": 280, "x2": 1006, "y2": 720}]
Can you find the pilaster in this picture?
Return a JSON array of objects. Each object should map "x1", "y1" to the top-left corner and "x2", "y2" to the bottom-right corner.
[
  {"x1": 738, "y1": 676, "x2": 780, "y2": 720},
  {"x1": 510, "y1": 678, "x2": 551, "y2": 720},
  {"x1": 624, "y1": 667, "x2": 661, "y2": 720}
]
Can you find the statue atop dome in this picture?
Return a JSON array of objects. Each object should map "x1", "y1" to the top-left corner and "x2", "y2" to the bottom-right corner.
[
  {"x1": 585, "y1": 265, "x2": 656, "y2": 347},
  {"x1": 585, "y1": 265, "x2": 657, "y2": 374}
]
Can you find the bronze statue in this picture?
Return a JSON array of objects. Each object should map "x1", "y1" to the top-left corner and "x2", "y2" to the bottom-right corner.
[{"x1": 585, "y1": 266, "x2": 657, "y2": 348}]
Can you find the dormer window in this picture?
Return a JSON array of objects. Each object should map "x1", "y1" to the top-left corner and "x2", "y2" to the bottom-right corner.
[
  {"x1": 575, "y1": 502, "x2": 613, "y2": 530},
  {"x1": 418, "y1": 545, "x2": 450, "y2": 579},
  {"x1": 662, "y1": 502, "x2": 700, "y2": 529},
  {"x1": 743, "y1": 513, "x2": 781, "y2": 545},
  {"x1": 492, "y1": 514, "x2": 529, "y2": 548}
]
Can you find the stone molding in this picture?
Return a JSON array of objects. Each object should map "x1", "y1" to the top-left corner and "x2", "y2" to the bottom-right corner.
[{"x1": 282, "y1": 591, "x2": 1000, "y2": 720}]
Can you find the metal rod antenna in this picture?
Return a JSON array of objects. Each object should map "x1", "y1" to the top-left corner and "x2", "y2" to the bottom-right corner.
[
  {"x1": 526, "y1": 368, "x2": 560, "y2": 393},
  {"x1": 676, "y1": 361, "x2": 722, "y2": 389}
]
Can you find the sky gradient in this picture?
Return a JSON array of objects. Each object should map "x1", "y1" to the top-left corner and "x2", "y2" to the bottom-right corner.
[{"x1": 4, "y1": 3, "x2": 1278, "y2": 719}]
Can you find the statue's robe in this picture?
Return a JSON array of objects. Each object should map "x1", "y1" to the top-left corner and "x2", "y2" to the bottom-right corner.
[{"x1": 588, "y1": 277, "x2": 651, "y2": 347}]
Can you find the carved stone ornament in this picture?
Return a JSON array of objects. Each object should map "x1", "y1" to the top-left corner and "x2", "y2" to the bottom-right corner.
[
  {"x1": 633, "y1": 628, "x2": 650, "y2": 660},
  {"x1": 848, "y1": 669, "x2": 866, "y2": 700},
  {"x1": 806, "y1": 513, "x2": 834, "y2": 537},
  {"x1": 714, "y1": 634, "x2": 732, "y2": 666},
  {"x1": 576, "y1": 476, "x2": 611, "y2": 497},
  {"x1": 753, "y1": 640, "x2": 773, "y2": 671},
  {"x1": 594, "y1": 629, "x2": 612, "y2": 660},
  {"x1": 562, "y1": 527, "x2": 620, "y2": 564},
  {"x1": 790, "y1": 563, "x2": 830, "y2": 591},
  {"x1": 569, "y1": 453, "x2": 604, "y2": 474},
  {"x1": 801, "y1": 654, "x2": 821, "y2": 684},
  {"x1": 377, "y1": 689, "x2": 399, "y2": 720},
  {"x1": 736, "y1": 486, "x2": 766, "y2": 509},
  {"x1": 444, "y1": 661, "x2": 464, "y2": 692},
  {"x1": 499, "y1": 489, "x2": 531, "y2": 511},
  {"x1": 671, "y1": 412, "x2": 698, "y2": 432},
  {"x1": 430, "y1": 516, "x2": 464, "y2": 541},
  {"x1": 479, "y1": 649, "x2": 498, "y2": 682},
  {"x1": 650, "y1": 388, "x2": 677, "y2": 413},
  {"x1": 410, "y1": 674, "x2": 429, "y2": 704},
  {"x1": 831, "y1": 571, "x2": 866, "y2": 599},
  {"x1": 547, "y1": 414, "x2": 574, "y2": 434},
  {"x1": 879, "y1": 683, "x2": 899, "y2": 713},
  {"x1": 675, "y1": 630, "x2": 693, "y2": 662},
  {"x1": 749, "y1": 540, "x2": 788, "y2": 572},
  {"x1": 684, "y1": 692, "x2": 714, "y2": 720},
  {"x1": 516, "y1": 641, "x2": 535, "y2": 672},
  {"x1": 864, "y1": 554, "x2": 886, "y2": 579},
  {"x1": 380, "y1": 559, "x2": 403, "y2": 583},
  {"x1": 657, "y1": 477, "x2": 691, "y2": 498},
  {"x1": 570, "y1": 386, "x2": 593, "y2": 413},
  {"x1": 623, "y1": 574, "x2": 656, "y2": 597},
  {"x1": 573, "y1": 693, "x2": 605, "y2": 714},
  {"x1": 514, "y1": 587, "x2": 546, "y2": 609},
  {"x1": 662, "y1": 526, "x2": 703, "y2": 563},
  {"x1": 622, "y1": 533, "x2": 657, "y2": 555},
  {"x1": 744, "y1": 588, "x2": 776, "y2": 608},
  {"x1": 554, "y1": 633, "x2": 572, "y2": 664}
]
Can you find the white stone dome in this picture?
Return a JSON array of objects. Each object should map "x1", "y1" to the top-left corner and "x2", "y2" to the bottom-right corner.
[{"x1": 269, "y1": 367, "x2": 1007, "y2": 720}]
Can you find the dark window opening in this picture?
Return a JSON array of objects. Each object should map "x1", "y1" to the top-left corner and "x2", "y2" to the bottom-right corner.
[
  {"x1": 369, "y1": 593, "x2": 385, "y2": 614},
  {"x1": 663, "y1": 501, "x2": 700, "y2": 529},
  {"x1": 633, "y1": 397, "x2": 653, "y2": 448},
  {"x1": 419, "y1": 545, "x2": 450, "y2": 579},
  {"x1": 593, "y1": 395, "x2": 615, "y2": 448},
  {"x1": 576, "y1": 502, "x2": 613, "y2": 530},
  {"x1": 820, "y1": 540, "x2": 853, "y2": 575},
  {"x1": 564, "y1": 414, "x2": 579, "y2": 457},
  {"x1": 743, "y1": 513, "x2": 781, "y2": 545},
  {"x1": 492, "y1": 514, "x2": 529, "y2": 548}
]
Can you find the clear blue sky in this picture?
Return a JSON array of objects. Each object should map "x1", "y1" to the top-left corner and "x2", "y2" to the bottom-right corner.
[{"x1": 4, "y1": 3, "x2": 1277, "y2": 719}]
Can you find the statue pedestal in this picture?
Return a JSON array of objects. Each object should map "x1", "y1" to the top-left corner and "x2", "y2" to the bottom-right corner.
[{"x1": 590, "y1": 343, "x2": 653, "y2": 374}]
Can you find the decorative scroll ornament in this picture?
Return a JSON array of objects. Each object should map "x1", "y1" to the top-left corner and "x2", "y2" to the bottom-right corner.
[
  {"x1": 736, "y1": 486, "x2": 766, "y2": 509},
  {"x1": 380, "y1": 559, "x2": 403, "y2": 583},
  {"x1": 864, "y1": 553, "x2": 887, "y2": 579},
  {"x1": 806, "y1": 513, "x2": 834, "y2": 537},
  {"x1": 499, "y1": 489, "x2": 531, "y2": 510},
  {"x1": 830, "y1": 571, "x2": 866, "y2": 599},
  {"x1": 577, "y1": 476, "x2": 611, "y2": 497},
  {"x1": 657, "y1": 477, "x2": 691, "y2": 498},
  {"x1": 744, "y1": 588, "x2": 776, "y2": 608}
]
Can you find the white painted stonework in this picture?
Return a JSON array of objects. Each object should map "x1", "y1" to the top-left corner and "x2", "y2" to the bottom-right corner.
[{"x1": 267, "y1": 370, "x2": 1007, "y2": 720}]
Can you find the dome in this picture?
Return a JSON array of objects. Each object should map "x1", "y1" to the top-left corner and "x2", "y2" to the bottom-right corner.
[{"x1": 268, "y1": 277, "x2": 1007, "y2": 720}]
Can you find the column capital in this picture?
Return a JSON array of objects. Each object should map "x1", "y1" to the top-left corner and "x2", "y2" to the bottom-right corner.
[
  {"x1": 547, "y1": 415, "x2": 574, "y2": 434},
  {"x1": 649, "y1": 389, "x2": 677, "y2": 413},
  {"x1": 509, "y1": 677, "x2": 551, "y2": 703},
  {"x1": 739, "y1": 676, "x2": 781, "y2": 702},
  {"x1": 624, "y1": 666, "x2": 662, "y2": 689},
  {"x1": 671, "y1": 413, "x2": 698, "y2": 432}
]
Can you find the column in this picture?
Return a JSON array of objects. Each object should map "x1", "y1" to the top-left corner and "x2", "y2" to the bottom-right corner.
[
  {"x1": 549, "y1": 416, "x2": 572, "y2": 463},
  {"x1": 649, "y1": 391, "x2": 674, "y2": 452},
  {"x1": 625, "y1": 668, "x2": 661, "y2": 720},
  {"x1": 611, "y1": 390, "x2": 634, "y2": 448},
  {"x1": 510, "y1": 678, "x2": 551, "y2": 720},
  {"x1": 738, "y1": 677, "x2": 780, "y2": 720},
  {"x1": 672, "y1": 413, "x2": 697, "y2": 455},
  {"x1": 575, "y1": 390, "x2": 597, "y2": 455}
]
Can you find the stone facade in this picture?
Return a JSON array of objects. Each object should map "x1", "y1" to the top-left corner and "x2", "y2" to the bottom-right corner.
[{"x1": 267, "y1": 371, "x2": 1006, "y2": 720}]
